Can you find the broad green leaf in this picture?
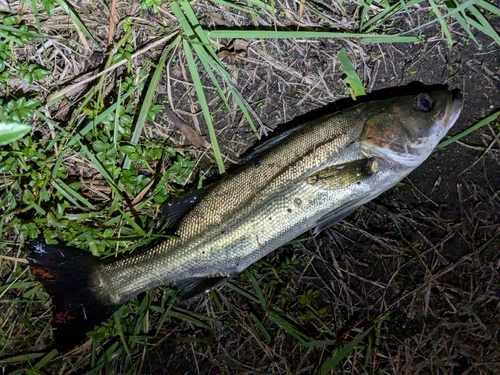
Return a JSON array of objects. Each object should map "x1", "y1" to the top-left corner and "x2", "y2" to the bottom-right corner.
[
  {"x1": 336, "y1": 48, "x2": 366, "y2": 99},
  {"x1": 0, "y1": 122, "x2": 31, "y2": 145}
]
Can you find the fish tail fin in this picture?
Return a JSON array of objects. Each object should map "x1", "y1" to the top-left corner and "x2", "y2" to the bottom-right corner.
[{"x1": 27, "y1": 239, "x2": 121, "y2": 351}]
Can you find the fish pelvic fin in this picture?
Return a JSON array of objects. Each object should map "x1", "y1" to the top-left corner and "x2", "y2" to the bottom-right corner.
[
  {"x1": 27, "y1": 240, "x2": 121, "y2": 352},
  {"x1": 175, "y1": 276, "x2": 228, "y2": 300}
]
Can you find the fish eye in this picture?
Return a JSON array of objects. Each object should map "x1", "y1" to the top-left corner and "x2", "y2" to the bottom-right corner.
[{"x1": 414, "y1": 94, "x2": 433, "y2": 112}]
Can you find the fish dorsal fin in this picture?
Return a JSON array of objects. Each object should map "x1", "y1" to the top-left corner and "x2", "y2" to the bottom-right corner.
[
  {"x1": 238, "y1": 123, "x2": 309, "y2": 164},
  {"x1": 157, "y1": 188, "x2": 211, "y2": 229}
]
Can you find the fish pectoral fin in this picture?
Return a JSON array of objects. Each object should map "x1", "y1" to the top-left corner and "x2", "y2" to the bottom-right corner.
[
  {"x1": 175, "y1": 276, "x2": 228, "y2": 300},
  {"x1": 308, "y1": 157, "x2": 377, "y2": 189}
]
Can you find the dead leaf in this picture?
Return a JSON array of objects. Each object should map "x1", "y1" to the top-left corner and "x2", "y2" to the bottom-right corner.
[
  {"x1": 164, "y1": 106, "x2": 206, "y2": 148},
  {"x1": 233, "y1": 39, "x2": 249, "y2": 52},
  {"x1": 178, "y1": 123, "x2": 206, "y2": 148},
  {"x1": 217, "y1": 40, "x2": 249, "y2": 63}
]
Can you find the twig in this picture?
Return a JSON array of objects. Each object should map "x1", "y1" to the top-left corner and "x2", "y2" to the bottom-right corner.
[{"x1": 47, "y1": 31, "x2": 179, "y2": 104}]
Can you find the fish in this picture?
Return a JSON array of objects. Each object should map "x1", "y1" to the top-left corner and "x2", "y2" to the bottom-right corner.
[{"x1": 27, "y1": 89, "x2": 463, "y2": 351}]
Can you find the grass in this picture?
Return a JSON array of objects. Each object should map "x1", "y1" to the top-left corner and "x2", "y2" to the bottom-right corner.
[{"x1": 1, "y1": 0, "x2": 500, "y2": 373}]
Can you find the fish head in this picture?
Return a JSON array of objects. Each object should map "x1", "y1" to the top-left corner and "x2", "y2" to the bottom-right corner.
[{"x1": 360, "y1": 90, "x2": 463, "y2": 168}]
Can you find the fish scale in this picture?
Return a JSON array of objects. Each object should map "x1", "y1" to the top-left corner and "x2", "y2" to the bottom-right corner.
[{"x1": 27, "y1": 90, "x2": 462, "y2": 351}]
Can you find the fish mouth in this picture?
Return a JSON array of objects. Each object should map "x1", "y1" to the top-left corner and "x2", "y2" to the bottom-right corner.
[
  {"x1": 448, "y1": 89, "x2": 463, "y2": 124},
  {"x1": 437, "y1": 89, "x2": 463, "y2": 134},
  {"x1": 424, "y1": 90, "x2": 463, "y2": 148}
]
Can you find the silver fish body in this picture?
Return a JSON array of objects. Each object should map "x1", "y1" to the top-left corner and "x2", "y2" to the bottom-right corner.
[
  {"x1": 27, "y1": 90, "x2": 462, "y2": 350},
  {"x1": 95, "y1": 90, "x2": 462, "y2": 304}
]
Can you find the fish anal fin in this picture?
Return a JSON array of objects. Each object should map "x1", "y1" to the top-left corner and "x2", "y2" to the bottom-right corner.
[
  {"x1": 27, "y1": 240, "x2": 120, "y2": 352},
  {"x1": 176, "y1": 276, "x2": 228, "y2": 300},
  {"x1": 308, "y1": 158, "x2": 377, "y2": 189}
]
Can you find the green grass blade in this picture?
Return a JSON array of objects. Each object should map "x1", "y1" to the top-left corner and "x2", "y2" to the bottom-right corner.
[
  {"x1": 244, "y1": 270, "x2": 266, "y2": 309},
  {"x1": 360, "y1": 1, "x2": 403, "y2": 32},
  {"x1": 428, "y1": 0, "x2": 454, "y2": 45},
  {"x1": 250, "y1": 312, "x2": 271, "y2": 342},
  {"x1": 171, "y1": 2, "x2": 227, "y2": 172},
  {"x1": 117, "y1": 208, "x2": 146, "y2": 236},
  {"x1": 206, "y1": 29, "x2": 419, "y2": 42},
  {"x1": 436, "y1": 109, "x2": 500, "y2": 149},
  {"x1": 359, "y1": 0, "x2": 372, "y2": 31},
  {"x1": 179, "y1": 0, "x2": 223, "y2": 61},
  {"x1": 0, "y1": 352, "x2": 45, "y2": 365},
  {"x1": 50, "y1": 179, "x2": 96, "y2": 210},
  {"x1": 171, "y1": 1, "x2": 230, "y2": 110},
  {"x1": 79, "y1": 145, "x2": 114, "y2": 182},
  {"x1": 174, "y1": 0, "x2": 262, "y2": 137},
  {"x1": 316, "y1": 327, "x2": 373, "y2": 375},
  {"x1": 166, "y1": 309, "x2": 213, "y2": 331},
  {"x1": 402, "y1": 0, "x2": 479, "y2": 35},
  {"x1": 52, "y1": 0, "x2": 100, "y2": 47},
  {"x1": 122, "y1": 37, "x2": 179, "y2": 171},
  {"x1": 192, "y1": 44, "x2": 261, "y2": 136},
  {"x1": 225, "y1": 282, "x2": 260, "y2": 303},
  {"x1": 477, "y1": 0, "x2": 500, "y2": 15},
  {"x1": 0, "y1": 24, "x2": 45, "y2": 39},
  {"x1": 177, "y1": 0, "x2": 260, "y2": 135},
  {"x1": 337, "y1": 48, "x2": 366, "y2": 98},
  {"x1": 445, "y1": 0, "x2": 479, "y2": 45},
  {"x1": 34, "y1": 349, "x2": 59, "y2": 370},
  {"x1": 466, "y1": 5, "x2": 500, "y2": 45},
  {"x1": 182, "y1": 39, "x2": 225, "y2": 174},
  {"x1": 65, "y1": 86, "x2": 137, "y2": 148},
  {"x1": 361, "y1": 0, "x2": 425, "y2": 33},
  {"x1": 114, "y1": 79, "x2": 123, "y2": 153},
  {"x1": 113, "y1": 306, "x2": 133, "y2": 360},
  {"x1": 265, "y1": 311, "x2": 311, "y2": 342}
]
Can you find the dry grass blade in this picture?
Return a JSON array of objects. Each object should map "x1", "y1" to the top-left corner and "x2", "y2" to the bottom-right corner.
[
  {"x1": 46, "y1": 32, "x2": 178, "y2": 105},
  {"x1": 52, "y1": 0, "x2": 100, "y2": 48}
]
